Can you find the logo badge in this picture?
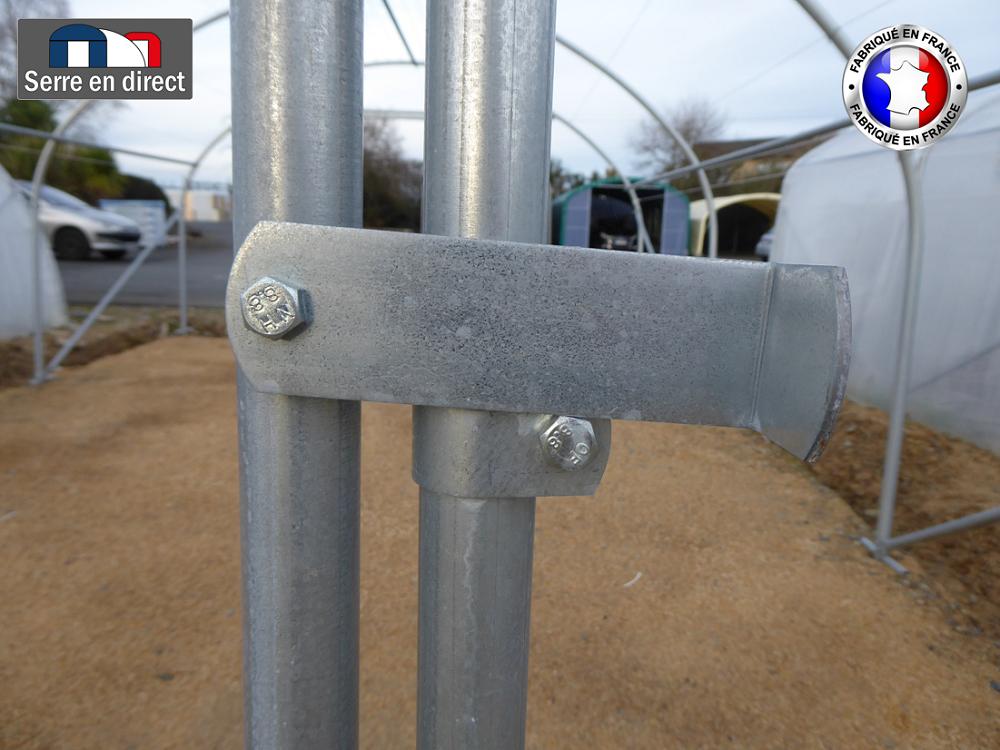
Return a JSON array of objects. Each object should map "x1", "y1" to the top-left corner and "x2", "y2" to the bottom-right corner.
[
  {"x1": 843, "y1": 25, "x2": 967, "y2": 151},
  {"x1": 18, "y1": 18, "x2": 192, "y2": 100}
]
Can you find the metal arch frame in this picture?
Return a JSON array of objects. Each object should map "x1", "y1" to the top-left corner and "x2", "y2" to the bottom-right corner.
[
  {"x1": 551, "y1": 113, "x2": 653, "y2": 253},
  {"x1": 278, "y1": 19, "x2": 719, "y2": 258},
  {"x1": 28, "y1": 10, "x2": 232, "y2": 385},
  {"x1": 28, "y1": 100, "x2": 97, "y2": 383},
  {"x1": 379, "y1": 0, "x2": 418, "y2": 66},
  {"x1": 360, "y1": 105, "x2": 655, "y2": 254},
  {"x1": 792, "y1": 0, "x2": 1000, "y2": 569},
  {"x1": 554, "y1": 35, "x2": 720, "y2": 259},
  {"x1": 41, "y1": 125, "x2": 233, "y2": 378},
  {"x1": 618, "y1": 64, "x2": 1000, "y2": 186},
  {"x1": 0, "y1": 122, "x2": 197, "y2": 165}
]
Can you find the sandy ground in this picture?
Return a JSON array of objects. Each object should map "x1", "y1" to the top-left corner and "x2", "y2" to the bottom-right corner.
[
  {"x1": 0, "y1": 306, "x2": 226, "y2": 391},
  {"x1": 1, "y1": 337, "x2": 999, "y2": 749},
  {"x1": 811, "y1": 401, "x2": 1000, "y2": 640}
]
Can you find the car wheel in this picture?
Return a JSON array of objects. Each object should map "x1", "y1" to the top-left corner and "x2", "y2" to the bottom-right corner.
[
  {"x1": 100, "y1": 250, "x2": 127, "y2": 260},
  {"x1": 54, "y1": 227, "x2": 91, "y2": 260}
]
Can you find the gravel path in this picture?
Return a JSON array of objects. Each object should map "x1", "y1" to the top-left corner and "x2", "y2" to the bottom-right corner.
[{"x1": 0, "y1": 338, "x2": 997, "y2": 748}]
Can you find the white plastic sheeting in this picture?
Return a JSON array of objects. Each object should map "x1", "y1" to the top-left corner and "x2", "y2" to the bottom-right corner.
[
  {"x1": 0, "y1": 166, "x2": 67, "y2": 340},
  {"x1": 772, "y1": 91, "x2": 1000, "y2": 454}
]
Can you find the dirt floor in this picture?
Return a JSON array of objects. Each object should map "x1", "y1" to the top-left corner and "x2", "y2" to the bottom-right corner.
[
  {"x1": 809, "y1": 401, "x2": 1000, "y2": 641},
  {"x1": 1, "y1": 329, "x2": 999, "y2": 748},
  {"x1": 0, "y1": 306, "x2": 226, "y2": 391}
]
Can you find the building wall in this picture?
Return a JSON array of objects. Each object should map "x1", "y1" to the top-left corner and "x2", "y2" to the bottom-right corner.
[{"x1": 163, "y1": 189, "x2": 232, "y2": 221}]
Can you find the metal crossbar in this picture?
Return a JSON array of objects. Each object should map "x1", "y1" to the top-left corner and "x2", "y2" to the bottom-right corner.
[{"x1": 0, "y1": 122, "x2": 197, "y2": 165}]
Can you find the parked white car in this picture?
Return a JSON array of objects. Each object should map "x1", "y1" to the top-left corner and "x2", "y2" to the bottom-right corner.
[{"x1": 15, "y1": 181, "x2": 142, "y2": 260}]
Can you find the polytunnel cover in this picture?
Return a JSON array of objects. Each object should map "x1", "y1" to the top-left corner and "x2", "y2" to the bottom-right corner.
[{"x1": 771, "y1": 90, "x2": 1000, "y2": 454}]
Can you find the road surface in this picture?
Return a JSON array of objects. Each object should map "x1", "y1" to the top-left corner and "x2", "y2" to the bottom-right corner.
[{"x1": 58, "y1": 221, "x2": 233, "y2": 308}]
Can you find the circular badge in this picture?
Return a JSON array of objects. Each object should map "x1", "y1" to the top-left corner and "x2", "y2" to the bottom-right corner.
[{"x1": 843, "y1": 25, "x2": 967, "y2": 151}]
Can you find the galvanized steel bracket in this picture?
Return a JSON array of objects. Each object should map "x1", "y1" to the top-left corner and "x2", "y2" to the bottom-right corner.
[
  {"x1": 411, "y1": 408, "x2": 612, "y2": 498},
  {"x1": 227, "y1": 221, "x2": 850, "y2": 463}
]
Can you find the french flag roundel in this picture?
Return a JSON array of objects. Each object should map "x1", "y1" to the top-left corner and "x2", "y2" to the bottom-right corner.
[{"x1": 861, "y1": 45, "x2": 947, "y2": 130}]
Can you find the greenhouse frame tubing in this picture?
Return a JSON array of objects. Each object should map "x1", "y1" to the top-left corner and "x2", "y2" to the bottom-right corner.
[
  {"x1": 793, "y1": 0, "x2": 1000, "y2": 566},
  {"x1": 554, "y1": 35, "x2": 720, "y2": 259},
  {"x1": 232, "y1": 0, "x2": 363, "y2": 746},
  {"x1": 361, "y1": 106, "x2": 653, "y2": 253},
  {"x1": 551, "y1": 113, "x2": 653, "y2": 253},
  {"x1": 27, "y1": 9, "x2": 230, "y2": 384},
  {"x1": 416, "y1": 0, "x2": 558, "y2": 746},
  {"x1": 360, "y1": 47, "x2": 715, "y2": 256},
  {"x1": 29, "y1": 99, "x2": 95, "y2": 384},
  {"x1": 25, "y1": 125, "x2": 230, "y2": 382},
  {"x1": 0, "y1": 122, "x2": 198, "y2": 166}
]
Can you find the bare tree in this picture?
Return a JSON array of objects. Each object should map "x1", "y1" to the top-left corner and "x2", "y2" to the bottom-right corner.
[
  {"x1": 363, "y1": 118, "x2": 422, "y2": 230},
  {"x1": 0, "y1": 0, "x2": 70, "y2": 102},
  {"x1": 630, "y1": 97, "x2": 727, "y2": 175}
]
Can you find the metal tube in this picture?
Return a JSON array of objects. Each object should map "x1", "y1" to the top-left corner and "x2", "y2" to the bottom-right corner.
[
  {"x1": 552, "y1": 112, "x2": 653, "y2": 253},
  {"x1": 231, "y1": 0, "x2": 363, "y2": 748},
  {"x1": 788, "y1": 0, "x2": 920, "y2": 559},
  {"x1": 970, "y1": 68, "x2": 1000, "y2": 90},
  {"x1": 417, "y1": 492, "x2": 536, "y2": 749},
  {"x1": 875, "y1": 150, "x2": 924, "y2": 553},
  {"x1": 0, "y1": 122, "x2": 196, "y2": 165},
  {"x1": 555, "y1": 35, "x2": 720, "y2": 258},
  {"x1": 789, "y1": 0, "x2": 933, "y2": 559},
  {"x1": 380, "y1": 0, "x2": 418, "y2": 65},
  {"x1": 792, "y1": 0, "x2": 854, "y2": 57},
  {"x1": 634, "y1": 118, "x2": 851, "y2": 186},
  {"x1": 882, "y1": 505, "x2": 1000, "y2": 551},
  {"x1": 29, "y1": 99, "x2": 95, "y2": 384},
  {"x1": 418, "y1": 0, "x2": 556, "y2": 746},
  {"x1": 178, "y1": 179, "x2": 188, "y2": 333},
  {"x1": 193, "y1": 9, "x2": 230, "y2": 32},
  {"x1": 47, "y1": 212, "x2": 178, "y2": 373}
]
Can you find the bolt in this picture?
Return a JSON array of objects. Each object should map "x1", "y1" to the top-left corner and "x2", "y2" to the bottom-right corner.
[
  {"x1": 538, "y1": 415, "x2": 598, "y2": 471},
  {"x1": 240, "y1": 277, "x2": 305, "y2": 340}
]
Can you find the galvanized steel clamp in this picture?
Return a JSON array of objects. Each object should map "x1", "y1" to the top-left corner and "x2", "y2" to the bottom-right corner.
[{"x1": 227, "y1": 221, "x2": 850, "y2": 495}]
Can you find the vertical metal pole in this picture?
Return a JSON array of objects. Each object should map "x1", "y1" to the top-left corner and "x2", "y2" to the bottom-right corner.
[
  {"x1": 790, "y1": 0, "x2": 930, "y2": 560},
  {"x1": 178, "y1": 178, "x2": 189, "y2": 333},
  {"x1": 231, "y1": 1, "x2": 363, "y2": 748},
  {"x1": 29, "y1": 99, "x2": 94, "y2": 385},
  {"x1": 417, "y1": 0, "x2": 556, "y2": 748},
  {"x1": 875, "y1": 150, "x2": 924, "y2": 554}
]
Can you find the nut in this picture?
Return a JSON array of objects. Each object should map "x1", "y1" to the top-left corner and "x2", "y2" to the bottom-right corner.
[
  {"x1": 240, "y1": 277, "x2": 305, "y2": 340},
  {"x1": 538, "y1": 416, "x2": 598, "y2": 471}
]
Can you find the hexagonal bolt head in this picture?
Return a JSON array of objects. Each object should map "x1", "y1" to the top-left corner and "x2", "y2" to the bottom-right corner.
[
  {"x1": 538, "y1": 416, "x2": 598, "y2": 471},
  {"x1": 240, "y1": 277, "x2": 306, "y2": 340}
]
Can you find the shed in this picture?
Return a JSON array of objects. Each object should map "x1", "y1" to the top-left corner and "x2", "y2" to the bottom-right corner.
[{"x1": 688, "y1": 192, "x2": 780, "y2": 258}]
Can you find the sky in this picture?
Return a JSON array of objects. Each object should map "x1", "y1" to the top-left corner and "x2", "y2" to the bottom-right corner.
[{"x1": 65, "y1": 0, "x2": 1000, "y2": 187}]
